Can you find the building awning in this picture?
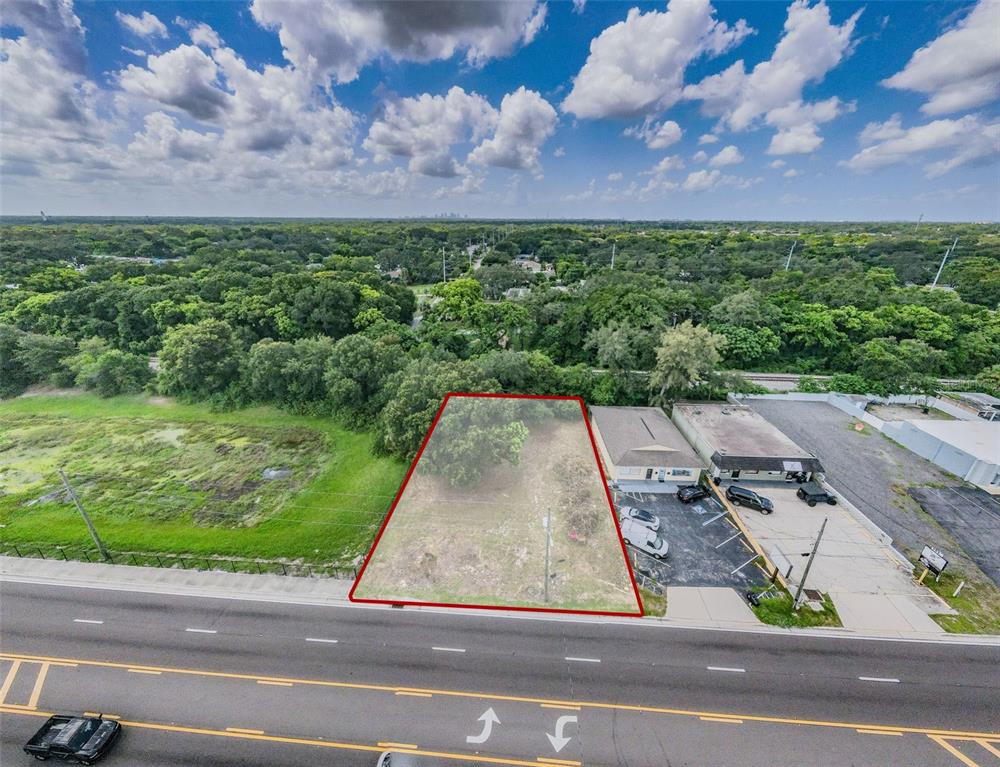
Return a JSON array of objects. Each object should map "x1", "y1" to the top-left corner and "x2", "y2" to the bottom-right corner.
[{"x1": 710, "y1": 451, "x2": 824, "y2": 474}]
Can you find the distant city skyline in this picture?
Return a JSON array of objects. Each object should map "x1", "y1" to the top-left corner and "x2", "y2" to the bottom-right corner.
[{"x1": 2, "y1": 0, "x2": 998, "y2": 221}]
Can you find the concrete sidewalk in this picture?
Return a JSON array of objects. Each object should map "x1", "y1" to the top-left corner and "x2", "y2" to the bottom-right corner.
[
  {"x1": 0, "y1": 555, "x2": 353, "y2": 605},
  {"x1": 3, "y1": 556, "x2": 995, "y2": 644},
  {"x1": 665, "y1": 586, "x2": 761, "y2": 627}
]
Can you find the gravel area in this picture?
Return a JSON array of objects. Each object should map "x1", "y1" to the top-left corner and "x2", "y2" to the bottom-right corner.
[{"x1": 745, "y1": 400, "x2": 990, "y2": 582}]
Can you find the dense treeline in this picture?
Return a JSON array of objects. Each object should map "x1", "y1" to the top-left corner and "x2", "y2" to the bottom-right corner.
[{"x1": 2, "y1": 220, "x2": 998, "y2": 463}]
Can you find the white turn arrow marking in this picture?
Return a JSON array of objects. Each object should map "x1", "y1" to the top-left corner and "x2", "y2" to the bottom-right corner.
[
  {"x1": 466, "y1": 708, "x2": 500, "y2": 745},
  {"x1": 546, "y1": 714, "x2": 578, "y2": 753}
]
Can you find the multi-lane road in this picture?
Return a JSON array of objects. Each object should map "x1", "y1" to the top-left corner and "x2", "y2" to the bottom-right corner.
[{"x1": 1, "y1": 579, "x2": 998, "y2": 766}]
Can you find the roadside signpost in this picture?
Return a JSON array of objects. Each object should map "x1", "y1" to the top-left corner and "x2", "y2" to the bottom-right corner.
[{"x1": 918, "y1": 545, "x2": 948, "y2": 584}]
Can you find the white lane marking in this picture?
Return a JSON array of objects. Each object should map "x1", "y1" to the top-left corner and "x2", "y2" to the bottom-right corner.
[
  {"x1": 858, "y1": 676, "x2": 900, "y2": 683},
  {"x1": 73, "y1": 619, "x2": 104, "y2": 625},
  {"x1": 432, "y1": 646, "x2": 466, "y2": 653},
  {"x1": 6, "y1": 572, "x2": 996, "y2": 647},
  {"x1": 565, "y1": 656, "x2": 601, "y2": 663},
  {"x1": 304, "y1": 637, "x2": 338, "y2": 644},
  {"x1": 707, "y1": 666, "x2": 746, "y2": 673},
  {"x1": 185, "y1": 628, "x2": 217, "y2": 634}
]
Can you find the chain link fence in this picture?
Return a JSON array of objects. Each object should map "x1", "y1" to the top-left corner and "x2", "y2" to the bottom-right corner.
[{"x1": 0, "y1": 543, "x2": 357, "y2": 580}]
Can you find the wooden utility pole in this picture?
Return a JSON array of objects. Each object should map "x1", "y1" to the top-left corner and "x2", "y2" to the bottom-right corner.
[
  {"x1": 543, "y1": 507, "x2": 552, "y2": 603},
  {"x1": 793, "y1": 517, "x2": 826, "y2": 610},
  {"x1": 59, "y1": 469, "x2": 110, "y2": 561}
]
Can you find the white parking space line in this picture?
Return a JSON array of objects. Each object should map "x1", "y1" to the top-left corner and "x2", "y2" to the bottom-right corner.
[
  {"x1": 730, "y1": 555, "x2": 759, "y2": 575},
  {"x1": 185, "y1": 628, "x2": 217, "y2": 634},
  {"x1": 304, "y1": 637, "x2": 338, "y2": 644},
  {"x1": 432, "y1": 646, "x2": 466, "y2": 653},
  {"x1": 73, "y1": 619, "x2": 104, "y2": 624},
  {"x1": 706, "y1": 666, "x2": 746, "y2": 673},
  {"x1": 715, "y1": 532, "x2": 742, "y2": 549},
  {"x1": 858, "y1": 676, "x2": 900, "y2": 683},
  {"x1": 565, "y1": 656, "x2": 601, "y2": 663},
  {"x1": 702, "y1": 511, "x2": 728, "y2": 527}
]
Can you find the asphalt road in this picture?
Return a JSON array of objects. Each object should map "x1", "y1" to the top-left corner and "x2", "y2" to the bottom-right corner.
[{"x1": 1, "y1": 580, "x2": 999, "y2": 767}]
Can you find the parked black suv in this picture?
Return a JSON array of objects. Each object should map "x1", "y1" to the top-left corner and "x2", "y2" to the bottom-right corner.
[
  {"x1": 725, "y1": 485, "x2": 774, "y2": 514},
  {"x1": 796, "y1": 482, "x2": 838, "y2": 507},
  {"x1": 677, "y1": 484, "x2": 710, "y2": 504}
]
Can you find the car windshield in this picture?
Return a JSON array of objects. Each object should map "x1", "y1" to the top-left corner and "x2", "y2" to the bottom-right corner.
[
  {"x1": 651, "y1": 536, "x2": 665, "y2": 548},
  {"x1": 636, "y1": 510, "x2": 655, "y2": 522},
  {"x1": 81, "y1": 721, "x2": 116, "y2": 751},
  {"x1": 51, "y1": 718, "x2": 99, "y2": 750}
]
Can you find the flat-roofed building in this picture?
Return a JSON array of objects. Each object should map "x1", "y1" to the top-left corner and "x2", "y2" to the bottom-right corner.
[
  {"x1": 589, "y1": 406, "x2": 705, "y2": 486},
  {"x1": 672, "y1": 403, "x2": 824, "y2": 483},
  {"x1": 883, "y1": 418, "x2": 1000, "y2": 494}
]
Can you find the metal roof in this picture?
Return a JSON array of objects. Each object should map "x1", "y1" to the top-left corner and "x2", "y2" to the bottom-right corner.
[{"x1": 590, "y1": 406, "x2": 705, "y2": 468}]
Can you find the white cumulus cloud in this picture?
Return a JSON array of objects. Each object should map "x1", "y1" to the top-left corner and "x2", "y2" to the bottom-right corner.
[
  {"x1": 468, "y1": 87, "x2": 558, "y2": 175},
  {"x1": 709, "y1": 144, "x2": 743, "y2": 166},
  {"x1": 250, "y1": 0, "x2": 546, "y2": 85},
  {"x1": 883, "y1": 1, "x2": 1000, "y2": 116},
  {"x1": 843, "y1": 114, "x2": 1000, "y2": 178},
  {"x1": 684, "y1": 0, "x2": 860, "y2": 154},
  {"x1": 562, "y1": 0, "x2": 752, "y2": 119},
  {"x1": 625, "y1": 118, "x2": 683, "y2": 149},
  {"x1": 116, "y1": 11, "x2": 168, "y2": 39}
]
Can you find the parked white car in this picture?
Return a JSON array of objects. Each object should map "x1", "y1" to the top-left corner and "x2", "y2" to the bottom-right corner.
[
  {"x1": 619, "y1": 518, "x2": 669, "y2": 559},
  {"x1": 618, "y1": 505, "x2": 661, "y2": 532}
]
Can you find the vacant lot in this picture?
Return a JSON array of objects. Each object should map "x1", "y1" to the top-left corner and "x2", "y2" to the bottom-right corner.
[
  {"x1": 352, "y1": 396, "x2": 640, "y2": 614},
  {"x1": 0, "y1": 395, "x2": 405, "y2": 565}
]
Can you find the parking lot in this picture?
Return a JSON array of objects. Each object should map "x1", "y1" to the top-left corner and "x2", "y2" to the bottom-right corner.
[
  {"x1": 746, "y1": 399, "x2": 996, "y2": 584},
  {"x1": 611, "y1": 486, "x2": 768, "y2": 593}
]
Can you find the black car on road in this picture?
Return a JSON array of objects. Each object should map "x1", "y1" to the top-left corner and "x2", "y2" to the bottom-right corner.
[
  {"x1": 796, "y1": 482, "x2": 838, "y2": 507},
  {"x1": 725, "y1": 485, "x2": 774, "y2": 515},
  {"x1": 676, "y1": 484, "x2": 710, "y2": 504},
  {"x1": 24, "y1": 715, "x2": 121, "y2": 764}
]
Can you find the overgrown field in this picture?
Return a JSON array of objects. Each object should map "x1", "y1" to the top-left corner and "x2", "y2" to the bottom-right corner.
[
  {"x1": 0, "y1": 395, "x2": 406, "y2": 565},
  {"x1": 353, "y1": 397, "x2": 641, "y2": 613}
]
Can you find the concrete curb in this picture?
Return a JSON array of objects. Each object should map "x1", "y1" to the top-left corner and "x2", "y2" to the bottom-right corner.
[{"x1": 3, "y1": 556, "x2": 998, "y2": 646}]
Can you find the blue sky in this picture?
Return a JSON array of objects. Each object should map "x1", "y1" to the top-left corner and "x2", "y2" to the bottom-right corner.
[{"x1": 1, "y1": 0, "x2": 997, "y2": 219}]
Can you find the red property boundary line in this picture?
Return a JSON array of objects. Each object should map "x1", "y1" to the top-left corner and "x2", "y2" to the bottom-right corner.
[{"x1": 349, "y1": 392, "x2": 644, "y2": 617}]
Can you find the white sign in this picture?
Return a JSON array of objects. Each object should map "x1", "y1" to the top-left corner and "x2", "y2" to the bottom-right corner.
[{"x1": 919, "y1": 545, "x2": 948, "y2": 575}]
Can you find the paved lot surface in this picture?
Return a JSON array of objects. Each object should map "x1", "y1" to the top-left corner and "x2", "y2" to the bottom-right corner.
[
  {"x1": 728, "y1": 482, "x2": 946, "y2": 634},
  {"x1": 908, "y1": 486, "x2": 1000, "y2": 588},
  {"x1": 746, "y1": 400, "x2": 987, "y2": 579},
  {"x1": 611, "y1": 487, "x2": 768, "y2": 591}
]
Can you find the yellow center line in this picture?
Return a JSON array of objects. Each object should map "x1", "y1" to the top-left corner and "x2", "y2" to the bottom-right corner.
[
  {"x1": 226, "y1": 727, "x2": 265, "y2": 735},
  {"x1": 26, "y1": 663, "x2": 49, "y2": 710},
  {"x1": 379, "y1": 742, "x2": 419, "y2": 749},
  {"x1": 929, "y1": 735, "x2": 982, "y2": 767},
  {"x1": 0, "y1": 705, "x2": 550, "y2": 767},
  {"x1": 699, "y1": 716, "x2": 743, "y2": 725},
  {"x1": 540, "y1": 704, "x2": 581, "y2": 711},
  {"x1": 536, "y1": 758, "x2": 581, "y2": 766},
  {"x1": 84, "y1": 712, "x2": 121, "y2": 719},
  {"x1": 396, "y1": 691, "x2": 433, "y2": 698},
  {"x1": 257, "y1": 680, "x2": 293, "y2": 687},
  {"x1": 127, "y1": 668, "x2": 162, "y2": 675},
  {"x1": 857, "y1": 729, "x2": 902, "y2": 736},
  {"x1": 2, "y1": 651, "x2": 996, "y2": 741},
  {"x1": 0, "y1": 660, "x2": 22, "y2": 706},
  {"x1": 977, "y1": 740, "x2": 1000, "y2": 758}
]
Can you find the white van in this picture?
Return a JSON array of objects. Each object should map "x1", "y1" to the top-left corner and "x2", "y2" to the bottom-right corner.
[{"x1": 619, "y1": 518, "x2": 669, "y2": 559}]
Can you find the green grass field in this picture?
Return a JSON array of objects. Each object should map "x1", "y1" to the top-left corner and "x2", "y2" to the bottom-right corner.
[{"x1": 0, "y1": 395, "x2": 406, "y2": 566}]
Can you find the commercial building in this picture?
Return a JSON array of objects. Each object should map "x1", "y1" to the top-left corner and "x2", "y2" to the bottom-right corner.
[
  {"x1": 589, "y1": 406, "x2": 705, "y2": 485},
  {"x1": 882, "y1": 419, "x2": 1000, "y2": 494},
  {"x1": 672, "y1": 403, "x2": 824, "y2": 483}
]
